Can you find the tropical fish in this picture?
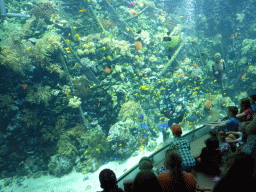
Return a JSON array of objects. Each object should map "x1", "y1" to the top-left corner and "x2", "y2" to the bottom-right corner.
[
  {"x1": 129, "y1": 2, "x2": 135, "y2": 6},
  {"x1": 52, "y1": 14, "x2": 58, "y2": 17},
  {"x1": 139, "y1": 113, "x2": 144, "y2": 118},
  {"x1": 137, "y1": 30, "x2": 142, "y2": 34},
  {"x1": 27, "y1": 47, "x2": 32, "y2": 50},
  {"x1": 21, "y1": 84, "x2": 28, "y2": 90},
  {"x1": 187, "y1": 115, "x2": 198, "y2": 122},
  {"x1": 104, "y1": 67, "x2": 111, "y2": 73},
  {"x1": 79, "y1": 9, "x2": 86, "y2": 12},
  {"x1": 73, "y1": 26, "x2": 78, "y2": 30},
  {"x1": 66, "y1": 88, "x2": 69, "y2": 97},
  {"x1": 142, "y1": 124, "x2": 147, "y2": 129}
]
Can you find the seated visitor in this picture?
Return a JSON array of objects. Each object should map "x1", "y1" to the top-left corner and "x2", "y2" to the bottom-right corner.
[
  {"x1": 194, "y1": 137, "x2": 222, "y2": 176},
  {"x1": 225, "y1": 131, "x2": 244, "y2": 151},
  {"x1": 249, "y1": 95, "x2": 256, "y2": 116},
  {"x1": 123, "y1": 157, "x2": 157, "y2": 192},
  {"x1": 169, "y1": 124, "x2": 196, "y2": 172},
  {"x1": 205, "y1": 106, "x2": 240, "y2": 133},
  {"x1": 98, "y1": 169, "x2": 124, "y2": 192},
  {"x1": 217, "y1": 129, "x2": 232, "y2": 164},
  {"x1": 242, "y1": 117, "x2": 256, "y2": 155},
  {"x1": 237, "y1": 98, "x2": 254, "y2": 134},
  {"x1": 212, "y1": 152, "x2": 255, "y2": 192},
  {"x1": 158, "y1": 149, "x2": 197, "y2": 192},
  {"x1": 132, "y1": 170, "x2": 163, "y2": 192}
]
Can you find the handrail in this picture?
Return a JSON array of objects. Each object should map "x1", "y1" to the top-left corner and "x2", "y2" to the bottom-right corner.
[
  {"x1": 117, "y1": 124, "x2": 210, "y2": 188},
  {"x1": 0, "y1": 0, "x2": 30, "y2": 17}
]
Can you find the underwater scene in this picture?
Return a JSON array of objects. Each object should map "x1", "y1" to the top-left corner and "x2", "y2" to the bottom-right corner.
[{"x1": 0, "y1": 0, "x2": 256, "y2": 191}]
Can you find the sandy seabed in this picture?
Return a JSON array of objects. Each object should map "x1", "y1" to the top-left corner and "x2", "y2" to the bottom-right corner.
[{"x1": 0, "y1": 135, "x2": 165, "y2": 192}]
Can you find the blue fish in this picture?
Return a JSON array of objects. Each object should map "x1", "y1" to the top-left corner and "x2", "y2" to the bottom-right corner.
[
  {"x1": 114, "y1": 157, "x2": 119, "y2": 160},
  {"x1": 159, "y1": 124, "x2": 164, "y2": 130},
  {"x1": 142, "y1": 124, "x2": 147, "y2": 129},
  {"x1": 143, "y1": 134, "x2": 147, "y2": 137},
  {"x1": 187, "y1": 115, "x2": 198, "y2": 122},
  {"x1": 163, "y1": 124, "x2": 168, "y2": 128},
  {"x1": 139, "y1": 113, "x2": 144, "y2": 118}
]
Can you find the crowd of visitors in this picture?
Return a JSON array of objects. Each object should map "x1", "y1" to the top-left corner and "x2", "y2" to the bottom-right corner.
[{"x1": 97, "y1": 95, "x2": 256, "y2": 192}]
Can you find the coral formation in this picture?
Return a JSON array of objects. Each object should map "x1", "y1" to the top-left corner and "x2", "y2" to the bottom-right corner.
[
  {"x1": 22, "y1": 109, "x2": 39, "y2": 128},
  {"x1": 100, "y1": 19, "x2": 116, "y2": 30},
  {"x1": 68, "y1": 96, "x2": 82, "y2": 108},
  {"x1": 73, "y1": 77, "x2": 91, "y2": 100},
  {"x1": 0, "y1": 94, "x2": 13, "y2": 112},
  {"x1": 25, "y1": 85, "x2": 52, "y2": 106},
  {"x1": 118, "y1": 101, "x2": 146, "y2": 122},
  {"x1": 134, "y1": 41, "x2": 142, "y2": 51},
  {"x1": 30, "y1": 2, "x2": 54, "y2": 20},
  {"x1": 204, "y1": 100, "x2": 212, "y2": 109}
]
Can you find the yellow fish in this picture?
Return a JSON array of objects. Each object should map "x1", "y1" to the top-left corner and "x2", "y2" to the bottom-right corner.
[
  {"x1": 102, "y1": 47, "x2": 106, "y2": 50},
  {"x1": 84, "y1": 150, "x2": 88, "y2": 154},
  {"x1": 96, "y1": 148, "x2": 100, "y2": 151},
  {"x1": 73, "y1": 26, "x2": 78, "y2": 30},
  {"x1": 66, "y1": 51, "x2": 71, "y2": 53},
  {"x1": 40, "y1": 122, "x2": 43, "y2": 125},
  {"x1": 74, "y1": 63, "x2": 78, "y2": 67},
  {"x1": 79, "y1": 9, "x2": 86, "y2": 12},
  {"x1": 66, "y1": 88, "x2": 69, "y2": 97},
  {"x1": 119, "y1": 148, "x2": 122, "y2": 151},
  {"x1": 27, "y1": 47, "x2": 32, "y2": 50},
  {"x1": 153, "y1": 51, "x2": 156, "y2": 54},
  {"x1": 68, "y1": 33, "x2": 71, "y2": 36},
  {"x1": 65, "y1": 47, "x2": 70, "y2": 50},
  {"x1": 119, "y1": 144, "x2": 122, "y2": 146},
  {"x1": 65, "y1": 39, "x2": 70, "y2": 43}
]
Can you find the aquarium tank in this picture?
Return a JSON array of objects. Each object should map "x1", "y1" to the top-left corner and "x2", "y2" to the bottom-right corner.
[{"x1": 0, "y1": 0, "x2": 255, "y2": 191}]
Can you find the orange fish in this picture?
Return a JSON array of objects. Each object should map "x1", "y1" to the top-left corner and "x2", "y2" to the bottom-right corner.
[
  {"x1": 241, "y1": 73, "x2": 246, "y2": 80},
  {"x1": 79, "y1": 9, "x2": 86, "y2": 12},
  {"x1": 139, "y1": 138, "x2": 143, "y2": 145},
  {"x1": 104, "y1": 67, "x2": 111, "y2": 73},
  {"x1": 21, "y1": 84, "x2": 28, "y2": 90},
  {"x1": 235, "y1": 32, "x2": 238, "y2": 37},
  {"x1": 52, "y1": 14, "x2": 58, "y2": 17},
  {"x1": 179, "y1": 74, "x2": 185, "y2": 78}
]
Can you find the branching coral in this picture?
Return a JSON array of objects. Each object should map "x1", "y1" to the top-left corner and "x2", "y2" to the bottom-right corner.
[{"x1": 25, "y1": 85, "x2": 52, "y2": 106}]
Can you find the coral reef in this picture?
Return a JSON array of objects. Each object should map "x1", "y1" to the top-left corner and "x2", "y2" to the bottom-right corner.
[
  {"x1": 25, "y1": 85, "x2": 52, "y2": 106},
  {"x1": 0, "y1": 94, "x2": 14, "y2": 112}
]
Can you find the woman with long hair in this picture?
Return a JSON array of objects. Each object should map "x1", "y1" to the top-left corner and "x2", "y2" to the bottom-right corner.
[{"x1": 158, "y1": 149, "x2": 197, "y2": 192}]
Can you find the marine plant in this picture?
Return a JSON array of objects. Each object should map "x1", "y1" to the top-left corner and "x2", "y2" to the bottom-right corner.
[{"x1": 25, "y1": 85, "x2": 52, "y2": 106}]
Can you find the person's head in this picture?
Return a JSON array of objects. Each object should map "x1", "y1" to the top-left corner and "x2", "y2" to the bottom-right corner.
[
  {"x1": 132, "y1": 170, "x2": 163, "y2": 192},
  {"x1": 227, "y1": 106, "x2": 238, "y2": 117},
  {"x1": 240, "y1": 98, "x2": 251, "y2": 113},
  {"x1": 139, "y1": 157, "x2": 153, "y2": 171},
  {"x1": 250, "y1": 95, "x2": 256, "y2": 104},
  {"x1": 217, "y1": 128, "x2": 226, "y2": 142},
  {"x1": 214, "y1": 53, "x2": 221, "y2": 63},
  {"x1": 165, "y1": 149, "x2": 182, "y2": 170},
  {"x1": 205, "y1": 137, "x2": 219, "y2": 150},
  {"x1": 99, "y1": 169, "x2": 118, "y2": 191},
  {"x1": 171, "y1": 124, "x2": 182, "y2": 137}
]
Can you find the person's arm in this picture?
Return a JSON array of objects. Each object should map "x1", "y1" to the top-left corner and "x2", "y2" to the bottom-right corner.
[
  {"x1": 205, "y1": 122, "x2": 227, "y2": 127},
  {"x1": 236, "y1": 112, "x2": 246, "y2": 118}
]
